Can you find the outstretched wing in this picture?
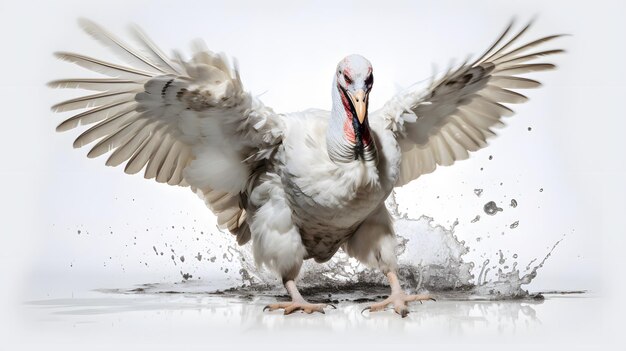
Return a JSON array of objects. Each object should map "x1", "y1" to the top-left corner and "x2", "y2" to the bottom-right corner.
[
  {"x1": 50, "y1": 19, "x2": 283, "y2": 244},
  {"x1": 378, "y1": 21, "x2": 564, "y2": 187}
]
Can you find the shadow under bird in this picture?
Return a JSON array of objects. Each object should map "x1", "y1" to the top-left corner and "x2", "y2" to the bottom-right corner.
[{"x1": 49, "y1": 19, "x2": 564, "y2": 317}]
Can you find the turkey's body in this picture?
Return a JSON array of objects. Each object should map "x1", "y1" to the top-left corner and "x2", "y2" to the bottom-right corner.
[{"x1": 247, "y1": 109, "x2": 400, "y2": 274}]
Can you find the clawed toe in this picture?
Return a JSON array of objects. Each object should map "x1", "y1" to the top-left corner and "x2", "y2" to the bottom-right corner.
[
  {"x1": 394, "y1": 306, "x2": 409, "y2": 318},
  {"x1": 263, "y1": 302, "x2": 291, "y2": 312},
  {"x1": 361, "y1": 293, "x2": 436, "y2": 318},
  {"x1": 263, "y1": 301, "x2": 333, "y2": 315}
]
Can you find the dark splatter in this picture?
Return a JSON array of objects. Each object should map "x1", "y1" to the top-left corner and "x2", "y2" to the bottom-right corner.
[{"x1": 483, "y1": 201, "x2": 503, "y2": 216}]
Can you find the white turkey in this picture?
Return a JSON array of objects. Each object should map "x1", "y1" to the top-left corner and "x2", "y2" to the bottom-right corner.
[{"x1": 50, "y1": 19, "x2": 563, "y2": 317}]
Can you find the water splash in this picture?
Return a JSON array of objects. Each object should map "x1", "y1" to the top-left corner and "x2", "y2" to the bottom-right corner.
[{"x1": 94, "y1": 190, "x2": 563, "y2": 301}]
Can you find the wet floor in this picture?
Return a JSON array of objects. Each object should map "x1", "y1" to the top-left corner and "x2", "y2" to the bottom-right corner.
[{"x1": 11, "y1": 286, "x2": 610, "y2": 351}]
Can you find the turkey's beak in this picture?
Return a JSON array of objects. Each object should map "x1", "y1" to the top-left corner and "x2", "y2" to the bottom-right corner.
[{"x1": 348, "y1": 89, "x2": 368, "y2": 124}]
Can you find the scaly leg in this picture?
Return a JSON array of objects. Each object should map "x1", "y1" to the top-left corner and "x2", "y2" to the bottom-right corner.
[
  {"x1": 263, "y1": 280, "x2": 336, "y2": 315},
  {"x1": 362, "y1": 271, "x2": 436, "y2": 318}
]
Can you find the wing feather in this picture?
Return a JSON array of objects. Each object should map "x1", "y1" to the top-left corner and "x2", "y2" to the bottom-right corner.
[
  {"x1": 87, "y1": 118, "x2": 149, "y2": 158},
  {"x1": 54, "y1": 52, "x2": 153, "y2": 80},
  {"x1": 130, "y1": 25, "x2": 184, "y2": 75},
  {"x1": 156, "y1": 140, "x2": 183, "y2": 183},
  {"x1": 490, "y1": 35, "x2": 567, "y2": 63},
  {"x1": 50, "y1": 19, "x2": 283, "y2": 245},
  {"x1": 494, "y1": 49, "x2": 565, "y2": 66},
  {"x1": 51, "y1": 90, "x2": 140, "y2": 112},
  {"x1": 482, "y1": 85, "x2": 529, "y2": 104},
  {"x1": 48, "y1": 78, "x2": 141, "y2": 91},
  {"x1": 105, "y1": 122, "x2": 154, "y2": 166},
  {"x1": 78, "y1": 18, "x2": 165, "y2": 74},
  {"x1": 73, "y1": 108, "x2": 138, "y2": 148},
  {"x1": 56, "y1": 101, "x2": 136, "y2": 132},
  {"x1": 144, "y1": 133, "x2": 175, "y2": 180},
  {"x1": 124, "y1": 127, "x2": 166, "y2": 174},
  {"x1": 495, "y1": 63, "x2": 556, "y2": 75},
  {"x1": 379, "y1": 21, "x2": 564, "y2": 186},
  {"x1": 489, "y1": 76, "x2": 541, "y2": 89}
]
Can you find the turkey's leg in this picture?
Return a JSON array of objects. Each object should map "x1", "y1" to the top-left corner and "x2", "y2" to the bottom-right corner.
[
  {"x1": 362, "y1": 271, "x2": 436, "y2": 318},
  {"x1": 263, "y1": 280, "x2": 336, "y2": 315}
]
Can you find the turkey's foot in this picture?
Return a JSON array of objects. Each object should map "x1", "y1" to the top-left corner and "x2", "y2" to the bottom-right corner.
[
  {"x1": 263, "y1": 279, "x2": 336, "y2": 315},
  {"x1": 361, "y1": 292, "x2": 435, "y2": 317},
  {"x1": 263, "y1": 300, "x2": 335, "y2": 315},
  {"x1": 361, "y1": 271, "x2": 436, "y2": 318}
]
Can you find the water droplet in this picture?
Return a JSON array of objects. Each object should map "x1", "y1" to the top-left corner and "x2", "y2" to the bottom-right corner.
[
  {"x1": 539, "y1": 188, "x2": 544, "y2": 192},
  {"x1": 483, "y1": 201, "x2": 503, "y2": 216},
  {"x1": 513, "y1": 254, "x2": 518, "y2": 259},
  {"x1": 498, "y1": 250, "x2": 506, "y2": 265},
  {"x1": 510, "y1": 221, "x2": 519, "y2": 229},
  {"x1": 488, "y1": 155, "x2": 493, "y2": 160},
  {"x1": 528, "y1": 127, "x2": 532, "y2": 131},
  {"x1": 474, "y1": 188, "x2": 483, "y2": 197},
  {"x1": 510, "y1": 199, "x2": 518, "y2": 208}
]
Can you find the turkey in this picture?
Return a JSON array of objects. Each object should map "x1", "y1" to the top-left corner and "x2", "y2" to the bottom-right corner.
[{"x1": 49, "y1": 19, "x2": 563, "y2": 317}]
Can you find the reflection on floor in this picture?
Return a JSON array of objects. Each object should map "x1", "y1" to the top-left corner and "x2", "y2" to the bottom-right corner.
[{"x1": 21, "y1": 283, "x2": 596, "y2": 341}]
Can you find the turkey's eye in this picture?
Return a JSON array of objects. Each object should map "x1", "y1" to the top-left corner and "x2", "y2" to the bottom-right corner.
[
  {"x1": 343, "y1": 73, "x2": 352, "y2": 85},
  {"x1": 365, "y1": 74, "x2": 373, "y2": 88}
]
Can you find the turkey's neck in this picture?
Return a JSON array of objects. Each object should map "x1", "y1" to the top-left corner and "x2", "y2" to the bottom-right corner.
[{"x1": 326, "y1": 78, "x2": 377, "y2": 164}]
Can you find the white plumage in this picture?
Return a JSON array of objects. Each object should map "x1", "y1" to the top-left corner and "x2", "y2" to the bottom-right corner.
[{"x1": 50, "y1": 19, "x2": 563, "y2": 316}]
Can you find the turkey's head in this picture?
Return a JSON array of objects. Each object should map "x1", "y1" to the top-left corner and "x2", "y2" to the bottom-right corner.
[{"x1": 336, "y1": 54, "x2": 374, "y2": 125}]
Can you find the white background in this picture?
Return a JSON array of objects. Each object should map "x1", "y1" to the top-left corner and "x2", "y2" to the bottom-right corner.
[{"x1": 1, "y1": 0, "x2": 625, "y2": 347}]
